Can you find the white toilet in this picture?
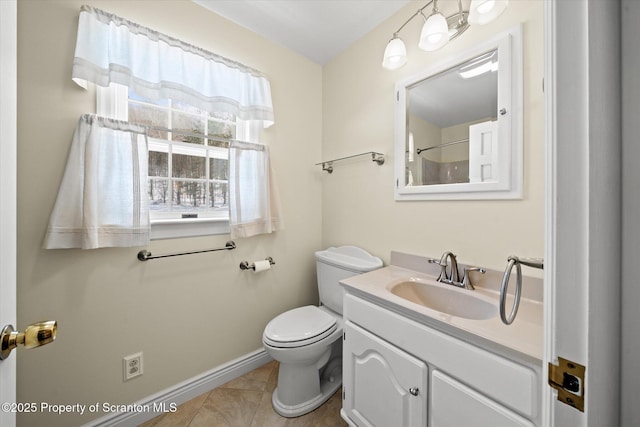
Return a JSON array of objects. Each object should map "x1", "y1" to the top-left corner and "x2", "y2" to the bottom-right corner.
[{"x1": 262, "y1": 246, "x2": 383, "y2": 417}]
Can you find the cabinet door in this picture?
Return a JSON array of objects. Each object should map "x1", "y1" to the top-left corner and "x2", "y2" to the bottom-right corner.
[
  {"x1": 343, "y1": 321, "x2": 428, "y2": 427},
  {"x1": 431, "y1": 370, "x2": 535, "y2": 427}
]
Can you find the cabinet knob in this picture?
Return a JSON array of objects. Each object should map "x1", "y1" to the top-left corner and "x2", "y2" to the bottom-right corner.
[{"x1": 409, "y1": 387, "x2": 420, "y2": 396}]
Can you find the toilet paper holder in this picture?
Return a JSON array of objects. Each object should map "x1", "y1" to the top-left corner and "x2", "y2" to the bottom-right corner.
[{"x1": 240, "y1": 257, "x2": 275, "y2": 271}]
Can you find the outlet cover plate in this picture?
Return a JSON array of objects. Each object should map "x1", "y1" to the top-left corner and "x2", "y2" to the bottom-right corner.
[{"x1": 123, "y1": 352, "x2": 143, "y2": 381}]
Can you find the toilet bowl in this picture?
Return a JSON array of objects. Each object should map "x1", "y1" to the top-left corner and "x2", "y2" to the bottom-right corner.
[
  {"x1": 263, "y1": 305, "x2": 343, "y2": 417},
  {"x1": 262, "y1": 246, "x2": 382, "y2": 417}
]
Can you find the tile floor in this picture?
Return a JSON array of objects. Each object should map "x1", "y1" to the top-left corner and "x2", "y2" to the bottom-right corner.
[{"x1": 139, "y1": 361, "x2": 347, "y2": 427}]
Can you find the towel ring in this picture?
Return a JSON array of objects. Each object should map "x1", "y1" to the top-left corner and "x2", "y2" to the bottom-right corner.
[{"x1": 500, "y1": 256, "x2": 522, "y2": 325}]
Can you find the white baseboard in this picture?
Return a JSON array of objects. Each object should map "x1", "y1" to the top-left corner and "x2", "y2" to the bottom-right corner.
[{"x1": 83, "y1": 348, "x2": 272, "y2": 427}]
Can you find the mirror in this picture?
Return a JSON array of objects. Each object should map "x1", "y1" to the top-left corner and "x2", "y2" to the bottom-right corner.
[{"x1": 395, "y1": 26, "x2": 523, "y2": 200}]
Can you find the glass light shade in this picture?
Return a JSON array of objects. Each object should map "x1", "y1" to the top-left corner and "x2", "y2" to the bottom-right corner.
[
  {"x1": 468, "y1": 0, "x2": 509, "y2": 25},
  {"x1": 419, "y1": 12, "x2": 449, "y2": 52},
  {"x1": 382, "y1": 37, "x2": 407, "y2": 70}
]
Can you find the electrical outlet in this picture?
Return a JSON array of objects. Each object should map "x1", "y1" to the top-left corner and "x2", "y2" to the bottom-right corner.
[{"x1": 123, "y1": 352, "x2": 143, "y2": 381}]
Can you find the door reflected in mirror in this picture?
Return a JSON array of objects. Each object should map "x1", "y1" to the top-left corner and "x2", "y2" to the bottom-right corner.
[{"x1": 395, "y1": 25, "x2": 523, "y2": 200}]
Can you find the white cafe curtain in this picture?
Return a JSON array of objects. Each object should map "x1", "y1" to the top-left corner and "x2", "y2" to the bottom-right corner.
[
  {"x1": 72, "y1": 5, "x2": 274, "y2": 126},
  {"x1": 43, "y1": 114, "x2": 149, "y2": 249},
  {"x1": 229, "y1": 141, "x2": 283, "y2": 239}
]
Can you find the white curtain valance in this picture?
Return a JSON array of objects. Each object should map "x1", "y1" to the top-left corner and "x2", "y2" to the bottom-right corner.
[
  {"x1": 43, "y1": 114, "x2": 149, "y2": 250},
  {"x1": 72, "y1": 5, "x2": 274, "y2": 126},
  {"x1": 229, "y1": 141, "x2": 284, "y2": 239}
]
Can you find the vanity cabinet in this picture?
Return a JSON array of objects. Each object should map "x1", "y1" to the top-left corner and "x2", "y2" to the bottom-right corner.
[{"x1": 341, "y1": 292, "x2": 541, "y2": 427}]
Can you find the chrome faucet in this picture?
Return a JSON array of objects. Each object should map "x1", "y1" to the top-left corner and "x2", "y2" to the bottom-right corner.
[
  {"x1": 429, "y1": 251, "x2": 460, "y2": 284},
  {"x1": 428, "y1": 251, "x2": 485, "y2": 290}
]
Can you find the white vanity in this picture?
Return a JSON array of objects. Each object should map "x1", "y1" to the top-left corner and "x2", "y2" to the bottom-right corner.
[{"x1": 339, "y1": 252, "x2": 543, "y2": 427}]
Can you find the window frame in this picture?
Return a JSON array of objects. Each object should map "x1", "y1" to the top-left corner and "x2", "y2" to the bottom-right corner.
[{"x1": 97, "y1": 84, "x2": 241, "y2": 239}]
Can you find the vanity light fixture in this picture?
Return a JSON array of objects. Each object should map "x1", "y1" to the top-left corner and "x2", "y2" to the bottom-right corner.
[{"x1": 382, "y1": 0, "x2": 509, "y2": 70}]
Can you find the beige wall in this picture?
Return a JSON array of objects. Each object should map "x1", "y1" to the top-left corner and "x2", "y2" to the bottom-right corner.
[
  {"x1": 16, "y1": 1, "x2": 322, "y2": 425},
  {"x1": 322, "y1": 0, "x2": 544, "y2": 272}
]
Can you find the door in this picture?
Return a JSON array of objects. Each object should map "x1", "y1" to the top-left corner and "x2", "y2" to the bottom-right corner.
[
  {"x1": 468, "y1": 120, "x2": 498, "y2": 183},
  {"x1": 343, "y1": 321, "x2": 428, "y2": 427},
  {"x1": 543, "y1": 0, "x2": 621, "y2": 425},
  {"x1": 0, "y1": 1, "x2": 18, "y2": 426}
]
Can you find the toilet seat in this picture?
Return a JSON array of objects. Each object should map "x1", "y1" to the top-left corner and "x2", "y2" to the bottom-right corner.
[{"x1": 264, "y1": 306, "x2": 337, "y2": 348}]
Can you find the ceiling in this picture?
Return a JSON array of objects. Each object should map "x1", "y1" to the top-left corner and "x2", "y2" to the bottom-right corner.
[
  {"x1": 193, "y1": 0, "x2": 412, "y2": 64},
  {"x1": 409, "y1": 60, "x2": 498, "y2": 128}
]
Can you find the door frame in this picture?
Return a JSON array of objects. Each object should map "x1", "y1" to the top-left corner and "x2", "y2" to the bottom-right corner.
[
  {"x1": 0, "y1": 1, "x2": 18, "y2": 426},
  {"x1": 543, "y1": 0, "x2": 621, "y2": 425}
]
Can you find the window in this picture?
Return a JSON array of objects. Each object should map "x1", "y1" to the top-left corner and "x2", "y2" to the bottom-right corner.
[
  {"x1": 129, "y1": 89, "x2": 232, "y2": 220},
  {"x1": 98, "y1": 84, "x2": 257, "y2": 238},
  {"x1": 74, "y1": 6, "x2": 278, "y2": 242}
]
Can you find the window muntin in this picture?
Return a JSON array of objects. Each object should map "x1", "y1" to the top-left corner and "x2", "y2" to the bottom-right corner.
[{"x1": 127, "y1": 88, "x2": 233, "y2": 220}]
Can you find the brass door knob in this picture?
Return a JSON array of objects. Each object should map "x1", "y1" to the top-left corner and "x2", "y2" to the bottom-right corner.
[{"x1": 0, "y1": 321, "x2": 57, "y2": 360}]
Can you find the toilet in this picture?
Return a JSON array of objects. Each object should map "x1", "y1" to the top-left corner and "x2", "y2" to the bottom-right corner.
[{"x1": 262, "y1": 246, "x2": 383, "y2": 417}]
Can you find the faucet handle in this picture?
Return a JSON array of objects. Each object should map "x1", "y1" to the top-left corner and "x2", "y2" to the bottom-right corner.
[{"x1": 462, "y1": 267, "x2": 486, "y2": 290}]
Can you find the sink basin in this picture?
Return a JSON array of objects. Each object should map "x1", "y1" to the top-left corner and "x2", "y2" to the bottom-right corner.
[{"x1": 389, "y1": 279, "x2": 497, "y2": 320}]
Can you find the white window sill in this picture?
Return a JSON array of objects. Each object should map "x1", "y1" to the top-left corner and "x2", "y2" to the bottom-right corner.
[{"x1": 150, "y1": 218, "x2": 230, "y2": 240}]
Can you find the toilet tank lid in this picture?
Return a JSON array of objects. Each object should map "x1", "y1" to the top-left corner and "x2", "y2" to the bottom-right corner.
[{"x1": 315, "y1": 246, "x2": 383, "y2": 272}]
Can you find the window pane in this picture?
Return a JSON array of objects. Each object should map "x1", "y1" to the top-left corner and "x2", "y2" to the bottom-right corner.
[
  {"x1": 173, "y1": 181, "x2": 207, "y2": 210},
  {"x1": 148, "y1": 179, "x2": 170, "y2": 211},
  {"x1": 210, "y1": 182, "x2": 229, "y2": 209},
  {"x1": 208, "y1": 118, "x2": 235, "y2": 140},
  {"x1": 210, "y1": 111, "x2": 236, "y2": 121},
  {"x1": 173, "y1": 99, "x2": 205, "y2": 115},
  {"x1": 149, "y1": 151, "x2": 168, "y2": 177},
  {"x1": 128, "y1": 103, "x2": 168, "y2": 139},
  {"x1": 210, "y1": 158, "x2": 228, "y2": 180},
  {"x1": 172, "y1": 112, "x2": 205, "y2": 144},
  {"x1": 172, "y1": 153, "x2": 205, "y2": 179},
  {"x1": 128, "y1": 89, "x2": 169, "y2": 107}
]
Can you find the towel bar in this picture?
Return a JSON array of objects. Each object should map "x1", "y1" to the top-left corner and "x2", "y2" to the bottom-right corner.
[{"x1": 137, "y1": 241, "x2": 236, "y2": 261}]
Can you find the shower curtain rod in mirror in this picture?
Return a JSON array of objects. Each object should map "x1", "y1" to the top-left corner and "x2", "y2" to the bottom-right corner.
[{"x1": 416, "y1": 138, "x2": 469, "y2": 154}]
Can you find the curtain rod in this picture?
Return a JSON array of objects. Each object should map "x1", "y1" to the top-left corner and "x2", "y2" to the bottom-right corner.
[
  {"x1": 143, "y1": 124, "x2": 235, "y2": 146},
  {"x1": 417, "y1": 138, "x2": 469, "y2": 154},
  {"x1": 88, "y1": 114, "x2": 241, "y2": 145}
]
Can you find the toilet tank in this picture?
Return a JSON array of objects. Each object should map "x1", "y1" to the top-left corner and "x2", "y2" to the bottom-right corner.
[{"x1": 315, "y1": 246, "x2": 383, "y2": 315}]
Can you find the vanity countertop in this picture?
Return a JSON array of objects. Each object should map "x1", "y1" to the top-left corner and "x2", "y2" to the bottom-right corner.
[{"x1": 340, "y1": 265, "x2": 543, "y2": 362}]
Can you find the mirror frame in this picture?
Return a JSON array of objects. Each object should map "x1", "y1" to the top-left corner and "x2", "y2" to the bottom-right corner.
[{"x1": 394, "y1": 25, "x2": 523, "y2": 200}]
